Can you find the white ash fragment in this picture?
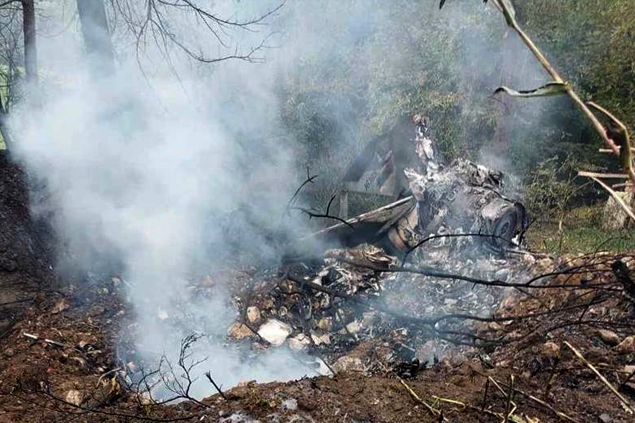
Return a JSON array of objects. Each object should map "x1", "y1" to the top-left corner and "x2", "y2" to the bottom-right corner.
[
  {"x1": 311, "y1": 332, "x2": 331, "y2": 346},
  {"x1": 65, "y1": 390, "x2": 84, "y2": 406},
  {"x1": 494, "y1": 268, "x2": 509, "y2": 281},
  {"x1": 362, "y1": 312, "x2": 377, "y2": 326},
  {"x1": 257, "y1": 319, "x2": 292, "y2": 346},
  {"x1": 219, "y1": 412, "x2": 260, "y2": 423},
  {"x1": 342, "y1": 321, "x2": 362, "y2": 334},
  {"x1": 281, "y1": 399, "x2": 298, "y2": 411},
  {"x1": 316, "y1": 317, "x2": 333, "y2": 331},
  {"x1": 246, "y1": 306, "x2": 261, "y2": 324},
  {"x1": 332, "y1": 356, "x2": 364, "y2": 373},
  {"x1": 417, "y1": 339, "x2": 447, "y2": 363},
  {"x1": 443, "y1": 298, "x2": 457, "y2": 307},
  {"x1": 236, "y1": 380, "x2": 257, "y2": 388},
  {"x1": 288, "y1": 334, "x2": 311, "y2": 351},
  {"x1": 319, "y1": 295, "x2": 331, "y2": 310},
  {"x1": 157, "y1": 310, "x2": 169, "y2": 320},
  {"x1": 310, "y1": 359, "x2": 331, "y2": 376}
]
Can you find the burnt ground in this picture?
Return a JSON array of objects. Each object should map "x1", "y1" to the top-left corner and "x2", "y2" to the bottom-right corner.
[{"x1": 1, "y1": 154, "x2": 635, "y2": 422}]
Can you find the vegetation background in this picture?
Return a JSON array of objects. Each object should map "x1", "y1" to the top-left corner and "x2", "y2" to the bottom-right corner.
[
  {"x1": 1, "y1": 0, "x2": 634, "y2": 253},
  {"x1": 277, "y1": 0, "x2": 635, "y2": 253}
]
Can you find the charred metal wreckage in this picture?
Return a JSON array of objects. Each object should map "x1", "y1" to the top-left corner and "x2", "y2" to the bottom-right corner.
[
  {"x1": 319, "y1": 114, "x2": 528, "y2": 256},
  {"x1": 227, "y1": 115, "x2": 534, "y2": 377}
]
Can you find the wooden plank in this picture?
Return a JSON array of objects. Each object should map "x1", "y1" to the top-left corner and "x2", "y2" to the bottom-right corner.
[
  {"x1": 599, "y1": 147, "x2": 635, "y2": 154},
  {"x1": 578, "y1": 171, "x2": 629, "y2": 179}
]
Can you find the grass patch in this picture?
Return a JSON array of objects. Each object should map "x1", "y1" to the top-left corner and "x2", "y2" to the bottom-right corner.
[{"x1": 526, "y1": 205, "x2": 635, "y2": 255}]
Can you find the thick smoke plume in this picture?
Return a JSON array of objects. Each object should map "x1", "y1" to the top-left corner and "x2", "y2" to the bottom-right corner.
[
  {"x1": 7, "y1": 0, "x2": 546, "y2": 399},
  {"x1": 12, "y1": 0, "x2": 316, "y2": 398}
]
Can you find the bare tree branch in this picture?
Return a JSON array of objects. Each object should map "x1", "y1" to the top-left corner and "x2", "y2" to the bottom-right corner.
[{"x1": 111, "y1": 0, "x2": 283, "y2": 71}]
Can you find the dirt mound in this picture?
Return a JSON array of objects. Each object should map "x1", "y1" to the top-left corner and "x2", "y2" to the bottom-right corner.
[{"x1": 0, "y1": 151, "x2": 55, "y2": 336}]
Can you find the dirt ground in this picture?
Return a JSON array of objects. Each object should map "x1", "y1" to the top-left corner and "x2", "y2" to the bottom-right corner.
[
  {"x1": 0, "y1": 254, "x2": 634, "y2": 422},
  {"x1": 1, "y1": 156, "x2": 635, "y2": 422}
]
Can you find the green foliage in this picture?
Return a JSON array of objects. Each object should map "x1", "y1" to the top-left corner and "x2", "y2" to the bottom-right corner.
[
  {"x1": 530, "y1": 222, "x2": 635, "y2": 255},
  {"x1": 279, "y1": 1, "x2": 504, "y2": 210},
  {"x1": 523, "y1": 155, "x2": 594, "y2": 220},
  {"x1": 516, "y1": 0, "x2": 635, "y2": 145},
  {"x1": 528, "y1": 204, "x2": 635, "y2": 255},
  {"x1": 280, "y1": 1, "x2": 635, "y2": 211}
]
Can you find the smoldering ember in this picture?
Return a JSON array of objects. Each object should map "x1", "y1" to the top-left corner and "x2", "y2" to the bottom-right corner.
[{"x1": 1, "y1": 1, "x2": 635, "y2": 423}]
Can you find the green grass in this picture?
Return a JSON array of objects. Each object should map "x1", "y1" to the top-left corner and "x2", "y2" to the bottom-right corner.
[
  {"x1": 526, "y1": 205, "x2": 635, "y2": 255},
  {"x1": 529, "y1": 225, "x2": 635, "y2": 255}
]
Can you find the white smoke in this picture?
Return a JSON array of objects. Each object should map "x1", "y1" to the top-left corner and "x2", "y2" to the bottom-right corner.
[
  {"x1": 11, "y1": 0, "x2": 320, "y2": 399},
  {"x1": 7, "y1": 0, "x2": 533, "y2": 400}
]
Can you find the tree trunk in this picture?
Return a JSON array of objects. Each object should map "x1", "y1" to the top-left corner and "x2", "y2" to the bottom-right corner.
[
  {"x1": 21, "y1": 0, "x2": 37, "y2": 86},
  {"x1": 76, "y1": 0, "x2": 115, "y2": 78}
]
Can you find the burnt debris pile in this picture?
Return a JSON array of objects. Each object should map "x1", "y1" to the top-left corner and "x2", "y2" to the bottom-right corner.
[
  {"x1": 224, "y1": 116, "x2": 537, "y2": 375},
  {"x1": 315, "y1": 115, "x2": 527, "y2": 257},
  {"x1": 228, "y1": 242, "x2": 538, "y2": 376}
]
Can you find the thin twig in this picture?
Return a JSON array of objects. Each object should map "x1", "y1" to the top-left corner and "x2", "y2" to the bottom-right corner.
[
  {"x1": 544, "y1": 358, "x2": 560, "y2": 400},
  {"x1": 600, "y1": 148, "x2": 635, "y2": 154},
  {"x1": 489, "y1": 376, "x2": 580, "y2": 423},
  {"x1": 489, "y1": 0, "x2": 635, "y2": 183},
  {"x1": 34, "y1": 388, "x2": 198, "y2": 422},
  {"x1": 399, "y1": 378, "x2": 443, "y2": 419},
  {"x1": 564, "y1": 341, "x2": 634, "y2": 414},
  {"x1": 578, "y1": 171, "x2": 629, "y2": 179},
  {"x1": 204, "y1": 371, "x2": 228, "y2": 400},
  {"x1": 481, "y1": 378, "x2": 490, "y2": 412},
  {"x1": 504, "y1": 375, "x2": 514, "y2": 423},
  {"x1": 432, "y1": 395, "x2": 502, "y2": 419},
  {"x1": 291, "y1": 195, "x2": 354, "y2": 229},
  {"x1": 23, "y1": 332, "x2": 68, "y2": 348},
  {"x1": 286, "y1": 168, "x2": 317, "y2": 210}
]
